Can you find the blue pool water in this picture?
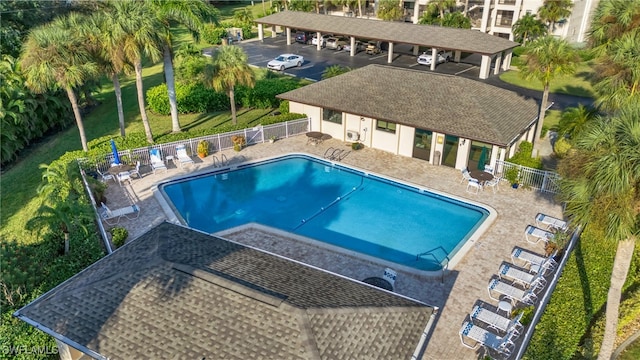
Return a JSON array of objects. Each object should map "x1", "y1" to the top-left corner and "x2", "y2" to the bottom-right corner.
[{"x1": 160, "y1": 155, "x2": 489, "y2": 271}]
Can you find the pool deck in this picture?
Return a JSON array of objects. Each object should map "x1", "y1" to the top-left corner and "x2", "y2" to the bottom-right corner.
[{"x1": 104, "y1": 134, "x2": 563, "y2": 359}]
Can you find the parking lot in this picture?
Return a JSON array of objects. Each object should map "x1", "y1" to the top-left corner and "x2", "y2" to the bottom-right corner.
[{"x1": 233, "y1": 36, "x2": 482, "y2": 81}]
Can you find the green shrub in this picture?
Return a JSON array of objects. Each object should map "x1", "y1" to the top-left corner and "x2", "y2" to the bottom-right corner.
[
  {"x1": 554, "y1": 137, "x2": 572, "y2": 159},
  {"x1": 110, "y1": 227, "x2": 128, "y2": 248},
  {"x1": 237, "y1": 78, "x2": 302, "y2": 109},
  {"x1": 279, "y1": 100, "x2": 290, "y2": 114},
  {"x1": 524, "y1": 227, "x2": 617, "y2": 360},
  {"x1": 146, "y1": 84, "x2": 171, "y2": 115},
  {"x1": 508, "y1": 141, "x2": 544, "y2": 169},
  {"x1": 201, "y1": 23, "x2": 226, "y2": 45},
  {"x1": 147, "y1": 82, "x2": 230, "y2": 115}
]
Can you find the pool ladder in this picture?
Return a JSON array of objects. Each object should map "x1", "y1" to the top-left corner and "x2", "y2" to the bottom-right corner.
[
  {"x1": 323, "y1": 147, "x2": 351, "y2": 161},
  {"x1": 416, "y1": 249, "x2": 450, "y2": 284},
  {"x1": 212, "y1": 154, "x2": 228, "y2": 168}
]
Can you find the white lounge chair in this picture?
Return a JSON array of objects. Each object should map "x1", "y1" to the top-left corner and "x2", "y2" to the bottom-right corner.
[
  {"x1": 100, "y1": 203, "x2": 140, "y2": 225},
  {"x1": 536, "y1": 213, "x2": 569, "y2": 233},
  {"x1": 524, "y1": 225, "x2": 555, "y2": 245},
  {"x1": 511, "y1": 247, "x2": 557, "y2": 275},
  {"x1": 176, "y1": 144, "x2": 194, "y2": 168},
  {"x1": 488, "y1": 278, "x2": 538, "y2": 306},
  {"x1": 459, "y1": 321, "x2": 516, "y2": 357},
  {"x1": 96, "y1": 168, "x2": 114, "y2": 183},
  {"x1": 149, "y1": 149, "x2": 168, "y2": 174},
  {"x1": 499, "y1": 263, "x2": 546, "y2": 290},
  {"x1": 466, "y1": 178, "x2": 482, "y2": 194},
  {"x1": 470, "y1": 305, "x2": 524, "y2": 336}
]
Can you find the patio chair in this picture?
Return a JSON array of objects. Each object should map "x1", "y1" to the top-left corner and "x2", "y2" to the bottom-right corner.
[
  {"x1": 459, "y1": 321, "x2": 516, "y2": 357},
  {"x1": 149, "y1": 149, "x2": 168, "y2": 174},
  {"x1": 498, "y1": 262, "x2": 546, "y2": 291},
  {"x1": 470, "y1": 304, "x2": 524, "y2": 336},
  {"x1": 96, "y1": 168, "x2": 115, "y2": 183},
  {"x1": 116, "y1": 171, "x2": 132, "y2": 186},
  {"x1": 483, "y1": 176, "x2": 500, "y2": 193},
  {"x1": 488, "y1": 278, "x2": 538, "y2": 306},
  {"x1": 100, "y1": 202, "x2": 140, "y2": 225},
  {"x1": 129, "y1": 161, "x2": 142, "y2": 179},
  {"x1": 460, "y1": 168, "x2": 472, "y2": 184},
  {"x1": 535, "y1": 213, "x2": 569, "y2": 233},
  {"x1": 176, "y1": 144, "x2": 195, "y2": 168},
  {"x1": 524, "y1": 225, "x2": 555, "y2": 245},
  {"x1": 484, "y1": 165, "x2": 494, "y2": 174},
  {"x1": 466, "y1": 178, "x2": 482, "y2": 194},
  {"x1": 511, "y1": 247, "x2": 558, "y2": 275}
]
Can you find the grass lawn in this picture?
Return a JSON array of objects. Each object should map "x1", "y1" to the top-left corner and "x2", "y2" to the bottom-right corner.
[{"x1": 499, "y1": 62, "x2": 596, "y2": 98}]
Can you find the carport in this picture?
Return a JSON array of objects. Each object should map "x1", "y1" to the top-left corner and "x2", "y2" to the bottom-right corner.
[{"x1": 255, "y1": 11, "x2": 519, "y2": 79}]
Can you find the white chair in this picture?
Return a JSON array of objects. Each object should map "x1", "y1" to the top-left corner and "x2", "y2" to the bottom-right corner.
[
  {"x1": 484, "y1": 176, "x2": 500, "y2": 193},
  {"x1": 488, "y1": 278, "x2": 538, "y2": 306},
  {"x1": 499, "y1": 262, "x2": 546, "y2": 290},
  {"x1": 466, "y1": 178, "x2": 482, "y2": 194},
  {"x1": 484, "y1": 165, "x2": 494, "y2": 174},
  {"x1": 383, "y1": 268, "x2": 397, "y2": 289},
  {"x1": 525, "y1": 225, "x2": 555, "y2": 245},
  {"x1": 460, "y1": 168, "x2": 472, "y2": 184},
  {"x1": 511, "y1": 247, "x2": 558, "y2": 275},
  {"x1": 100, "y1": 203, "x2": 140, "y2": 225},
  {"x1": 96, "y1": 168, "x2": 114, "y2": 183},
  {"x1": 470, "y1": 305, "x2": 524, "y2": 336},
  {"x1": 459, "y1": 321, "x2": 517, "y2": 357},
  {"x1": 129, "y1": 161, "x2": 142, "y2": 179},
  {"x1": 176, "y1": 144, "x2": 195, "y2": 168},
  {"x1": 116, "y1": 171, "x2": 132, "y2": 186},
  {"x1": 149, "y1": 149, "x2": 168, "y2": 174},
  {"x1": 536, "y1": 213, "x2": 569, "y2": 233}
]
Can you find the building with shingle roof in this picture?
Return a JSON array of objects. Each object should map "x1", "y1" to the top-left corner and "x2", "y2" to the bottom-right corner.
[
  {"x1": 277, "y1": 65, "x2": 539, "y2": 170},
  {"x1": 14, "y1": 222, "x2": 435, "y2": 360},
  {"x1": 255, "y1": 11, "x2": 519, "y2": 78}
]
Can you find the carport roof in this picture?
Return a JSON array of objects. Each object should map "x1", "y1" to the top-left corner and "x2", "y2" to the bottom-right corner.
[
  {"x1": 277, "y1": 65, "x2": 540, "y2": 147},
  {"x1": 256, "y1": 11, "x2": 519, "y2": 55}
]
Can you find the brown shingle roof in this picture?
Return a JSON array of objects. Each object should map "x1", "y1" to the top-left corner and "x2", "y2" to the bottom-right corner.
[
  {"x1": 15, "y1": 222, "x2": 433, "y2": 360},
  {"x1": 256, "y1": 11, "x2": 519, "y2": 55},
  {"x1": 277, "y1": 65, "x2": 539, "y2": 146}
]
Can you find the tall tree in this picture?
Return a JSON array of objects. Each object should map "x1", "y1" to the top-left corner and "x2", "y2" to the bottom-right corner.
[
  {"x1": 537, "y1": 0, "x2": 573, "y2": 32},
  {"x1": 427, "y1": 0, "x2": 456, "y2": 21},
  {"x1": 557, "y1": 104, "x2": 599, "y2": 139},
  {"x1": 20, "y1": 13, "x2": 99, "y2": 152},
  {"x1": 148, "y1": 0, "x2": 218, "y2": 134},
  {"x1": 519, "y1": 36, "x2": 578, "y2": 157},
  {"x1": 203, "y1": 46, "x2": 255, "y2": 126},
  {"x1": 557, "y1": 103, "x2": 640, "y2": 360},
  {"x1": 512, "y1": 13, "x2": 547, "y2": 45},
  {"x1": 588, "y1": 0, "x2": 640, "y2": 112},
  {"x1": 441, "y1": 12, "x2": 471, "y2": 29},
  {"x1": 376, "y1": 0, "x2": 404, "y2": 21}
]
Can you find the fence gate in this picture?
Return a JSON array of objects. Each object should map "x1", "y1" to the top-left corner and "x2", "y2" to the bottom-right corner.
[{"x1": 246, "y1": 125, "x2": 264, "y2": 145}]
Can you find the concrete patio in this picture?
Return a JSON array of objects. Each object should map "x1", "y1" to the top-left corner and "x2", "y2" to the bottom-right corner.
[{"x1": 102, "y1": 134, "x2": 563, "y2": 359}]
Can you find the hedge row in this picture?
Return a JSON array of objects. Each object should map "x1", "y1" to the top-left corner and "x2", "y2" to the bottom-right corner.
[
  {"x1": 524, "y1": 226, "x2": 617, "y2": 359},
  {"x1": 146, "y1": 78, "x2": 302, "y2": 116}
]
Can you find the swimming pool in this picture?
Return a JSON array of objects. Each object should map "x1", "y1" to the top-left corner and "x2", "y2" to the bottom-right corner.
[{"x1": 159, "y1": 154, "x2": 491, "y2": 272}]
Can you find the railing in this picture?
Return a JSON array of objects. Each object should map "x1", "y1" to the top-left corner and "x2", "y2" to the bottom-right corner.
[
  {"x1": 416, "y1": 247, "x2": 450, "y2": 283},
  {"x1": 495, "y1": 160, "x2": 561, "y2": 194},
  {"x1": 94, "y1": 118, "x2": 310, "y2": 171}
]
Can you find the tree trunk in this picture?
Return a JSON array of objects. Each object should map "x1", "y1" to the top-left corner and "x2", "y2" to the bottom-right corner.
[
  {"x1": 65, "y1": 87, "x2": 88, "y2": 152},
  {"x1": 64, "y1": 232, "x2": 69, "y2": 255},
  {"x1": 229, "y1": 87, "x2": 237, "y2": 125},
  {"x1": 597, "y1": 238, "x2": 636, "y2": 360},
  {"x1": 112, "y1": 73, "x2": 126, "y2": 137},
  {"x1": 164, "y1": 44, "x2": 180, "y2": 133},
  {"x1": 532, "y1": 83, "x2": 549, "y2": 157},
  {"x1": 358, "y1": 0, "x2": 362, "y2": 17},
  {"x1": 463, "y1": 0, "x2": 469, "y2": 16},
  {"x1": 134, "y1": 59, "x2": 154, "y2": 144}
]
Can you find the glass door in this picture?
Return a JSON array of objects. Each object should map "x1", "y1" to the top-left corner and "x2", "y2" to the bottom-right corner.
[
  {"x1": 442, "y1": 135, "x2": 459, "y2": 168},
  {"x1": 413, "y1": 129, "x2": 432, "y2": 161}
]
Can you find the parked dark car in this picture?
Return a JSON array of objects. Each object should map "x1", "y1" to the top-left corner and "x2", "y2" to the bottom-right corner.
[{"x1": 295, "y1": 31, "x2": 314, "y2": 44}]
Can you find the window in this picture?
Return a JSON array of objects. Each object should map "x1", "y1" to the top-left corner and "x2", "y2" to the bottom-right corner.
[
  {"x1": 376, "y1": 120, "x2": 396, "y2": 133},
  {"x1": 323, "y1": 109, "x2": 342, "y2": 124}
]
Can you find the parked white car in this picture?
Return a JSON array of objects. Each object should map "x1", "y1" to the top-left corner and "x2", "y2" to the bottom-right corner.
[
  {"x1": 311, "y1": 34, "x2": 333, "y2": 47},
  {"x1": 417, "y1": 50, "x2": 452, "y2": 66},
  {"x1": 267, "y1": 54, "x2": 304, "y2": 71}
]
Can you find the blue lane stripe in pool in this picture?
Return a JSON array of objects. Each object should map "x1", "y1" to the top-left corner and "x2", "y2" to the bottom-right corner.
[{"x1": 159, "y1": 154, "x2": 490, "y2": 271}]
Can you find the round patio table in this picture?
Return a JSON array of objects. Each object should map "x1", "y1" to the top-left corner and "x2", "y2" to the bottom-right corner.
[
  {"x1": 107, "y1": 164, "x2": 133, "y2": 175},
  {"x1": 469, "y1": 170, "x2": 494, "y2": 185},
  {"x1": 362, "y1": 277, "x2": 394, "y2": 291}
]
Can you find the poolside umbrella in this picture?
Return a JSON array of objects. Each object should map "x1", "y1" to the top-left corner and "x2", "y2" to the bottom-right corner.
[
  {"x1": 110, "y1": 139, "x2": 121, "y2": 165},
  {"x1": 477, "y1": 147, "x2": 487, "y2": 170}
]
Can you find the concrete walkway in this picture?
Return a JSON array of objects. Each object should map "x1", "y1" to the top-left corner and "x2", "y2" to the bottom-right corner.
[{"x1": 104, "y1": 135, "x2": 563, "y2": 359}]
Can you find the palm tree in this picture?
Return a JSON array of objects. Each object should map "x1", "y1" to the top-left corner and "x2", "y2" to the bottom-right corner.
[
  {"x1": 537, "y1": 0, "x2": 573, "y2": 32},
  {"x1": 588, "y1": 0, "x2": 640, "y2": 112},
  {"x1": 427, "y1": 0, "x2": 456, "y2": 21},
  {"x1": 19, "y1": 13, "x2": 98, "y2": 152},
  {"x1": 512, "y1": 13, "x2": 547, "y2": 46},
  {"x1": 557, "y1": 102, "x2": 640, "y2": 360},
  {"x1": 115, "y1": 1, "x2": 163, "y2": 144},
  {"x1": 441, "y1": 12, "x2": 471, "y2": 29},
  {"x1": 519, "y1": 36, "x2": 579, "y2": 157},
  {"x1": 148, "y1": 0, "x2": 218, "y2": 134},
  {"x1": 557, "y1": 104, "x2": 599, "y2": 139},
  {"x1": 376, "y1": 0, "x2": 404, "y2": 21},
  {"x1": 203, "y1": 46, "x2": 255, "y2": 126}
]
